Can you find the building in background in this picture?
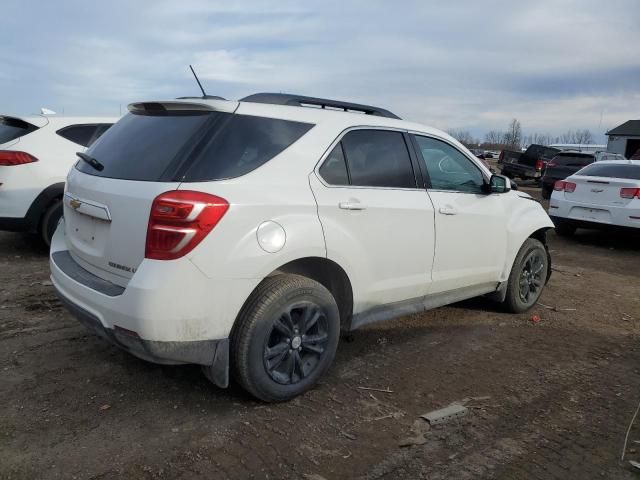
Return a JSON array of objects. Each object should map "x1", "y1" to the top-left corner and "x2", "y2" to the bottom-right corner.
[{"x1": 606, "y1": 120, "x2": 640, "y2": 159}]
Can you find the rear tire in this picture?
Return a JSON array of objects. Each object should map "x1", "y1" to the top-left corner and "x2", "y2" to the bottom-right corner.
[
  {"x1": 40, "y1": 200, "x2": 63, "y2": 248},
  {"x1": 231, "y1": 274, "x2": 340, "y2": 402},
  {"x1": 503, "y1": 238, "x2": 548, "y2": 313}
]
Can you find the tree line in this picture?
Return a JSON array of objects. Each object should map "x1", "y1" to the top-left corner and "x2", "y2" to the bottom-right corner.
[{"x1": 447, "y1": 119, "x2": 595, "y2": 151}]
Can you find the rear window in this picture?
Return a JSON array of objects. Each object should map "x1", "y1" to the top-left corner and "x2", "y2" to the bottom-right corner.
[
  {"x1": 577, "y1": 163, "x2": 640, "y2": 180},
  {"x1": 77, "y1": 111, "x2": 313, "y2": 181},
  {"x1": 57, "y1": 123, "x2": 113, "y2": 147},
  {"x1": 552, "y1": 153, "x2": 594, "y2": 166},
  {"x1": 0, "y1": 116, "x2": 38, "y2": 144}
]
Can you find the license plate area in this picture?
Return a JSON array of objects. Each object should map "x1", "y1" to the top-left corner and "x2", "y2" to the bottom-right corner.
[{"x1": 569, "y1": 207, "x2": 611, "y2": 223}]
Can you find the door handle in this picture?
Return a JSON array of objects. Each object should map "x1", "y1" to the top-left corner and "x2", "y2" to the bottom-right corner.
[
  {"x1": 439, "y1": 206, "x2": 458, "y2": 215},
  {"x1": 339, "y1": 201, "x2": 367, "y2": 211}
]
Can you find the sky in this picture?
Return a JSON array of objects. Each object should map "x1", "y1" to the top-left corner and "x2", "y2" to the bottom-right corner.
[{"x1": 1, "y1": 0, "x2": 639, "y2": 143}]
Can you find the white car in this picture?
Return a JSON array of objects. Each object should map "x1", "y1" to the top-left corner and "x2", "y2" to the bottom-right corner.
[
  {"x1": 50, "y1": 93, "x2": 554, "y2": 401},
  {"x1": 549, "y1": 159, "x2": 640, "y2": 235},
  {"x1": 0, "y1": 113, "x2": 116, "y2": 245}
]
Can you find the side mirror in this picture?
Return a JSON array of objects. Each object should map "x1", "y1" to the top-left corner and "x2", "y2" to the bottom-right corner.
[{"x1": 487, "y1": 174, "x2": 511, "y2": 194}]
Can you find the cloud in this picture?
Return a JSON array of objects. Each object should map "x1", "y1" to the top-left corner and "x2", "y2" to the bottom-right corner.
[{"x1": 1, "y1": 0, "x2": 638, "y2": 140}]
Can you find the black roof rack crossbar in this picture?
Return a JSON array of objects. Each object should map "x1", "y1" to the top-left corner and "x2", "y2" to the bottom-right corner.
[{"x1": 239, "y1": 93, "x2": 401, "y2": 119}]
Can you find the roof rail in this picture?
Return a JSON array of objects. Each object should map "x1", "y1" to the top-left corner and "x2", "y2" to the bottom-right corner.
[{"x1": 239, "y1": 92, "x2": 401, "y2": 119}]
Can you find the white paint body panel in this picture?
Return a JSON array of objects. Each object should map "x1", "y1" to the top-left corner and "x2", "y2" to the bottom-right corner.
[
  {"x1": 50, "y1": 98, "x2": 554, "y2": 348},
  {"x1": 0, "y1": 116, "x2": 117, "y2": 220}
]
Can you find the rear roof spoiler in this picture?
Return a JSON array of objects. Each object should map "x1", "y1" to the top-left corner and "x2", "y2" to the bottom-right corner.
[{"x1": 240, "y1": 92, "x2": 401, "y2": 119}]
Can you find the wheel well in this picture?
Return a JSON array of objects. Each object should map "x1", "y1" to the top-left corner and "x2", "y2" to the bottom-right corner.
[
  {"x1": 529, "y1": 227, "x2": 553, "y2": 283},
  {"x1": 271, "y1": 257, "x2": 354, "y2": 329},
  {"x1": 24, "y1": 182, "x2": 65, "y2": 234}
]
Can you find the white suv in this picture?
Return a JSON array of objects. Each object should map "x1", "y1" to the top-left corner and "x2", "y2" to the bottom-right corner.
[
  {"x1": 50, "y1": 94, "x2": 554, "y2": 402},
  {"x1": 0, "y1": 113, "x2": 116, "y2": 245}
]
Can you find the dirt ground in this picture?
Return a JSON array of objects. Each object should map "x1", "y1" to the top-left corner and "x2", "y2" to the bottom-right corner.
[{"x1": 1, "y1": 186, "x2": 639, "y2": 479}]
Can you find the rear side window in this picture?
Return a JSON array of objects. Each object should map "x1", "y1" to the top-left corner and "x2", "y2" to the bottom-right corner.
[
  {"x1": 552, "y1": 154, "x2": 594, "y2": 166},
  {"x1": 340, "y1": 130, "x2": 415, "y2": 188},
  {"x1": 183, "y1": 115, "x2": 313, "y2": 181},
  {"x1": 57, "y1": 123, "x2": 113, "y2": 147},
  {"x1": 319, "y1": 144, "x2": 349, "y2": 185},
  {"x1": 577, "y1": 163, "x2": 640, "y2": 180},
  {"x1": 0, "y1": 116, "x2": 38, "y2": 144}
]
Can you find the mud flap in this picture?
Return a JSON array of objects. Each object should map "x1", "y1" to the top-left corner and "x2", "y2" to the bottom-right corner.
[{"x1": 202, "y1": 339, "x2": 230, "y2": 388}]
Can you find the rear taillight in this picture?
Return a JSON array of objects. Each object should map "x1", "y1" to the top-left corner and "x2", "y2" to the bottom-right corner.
[
  {"x1": 554, "y1": 180, "x2": 576, "y2": 193},
  {"x1": 145, "y1": 191, "x2": 229, "y2": 261},
  {"x1": 535, "y1": 158, "x2": 544, "y2": 171},
  {"x1": 620, "y1": 188, "x2": 640, "y2": 199},
  {"x1": 0, "y1": 151, "x2": 38, "y2": 166}
]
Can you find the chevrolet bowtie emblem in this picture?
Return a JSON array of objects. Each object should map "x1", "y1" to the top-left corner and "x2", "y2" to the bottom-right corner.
[{"x1": 69, "y1": 199, "x2": 82, "y2": 210}]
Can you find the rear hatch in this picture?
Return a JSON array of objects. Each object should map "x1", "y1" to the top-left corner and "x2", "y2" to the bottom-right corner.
[
  {"x1": 63, "y1": 99, "x2": 314, "y2": 287},
  {"x1": 544, "y1": 152, "x2": 594, "y2": 182},
  {"x1": 63, "y1": 100, "x2": 238, "y2": 287},
  {"x1": 565, "y1": 163, "x2": 640, "y2": 207}
]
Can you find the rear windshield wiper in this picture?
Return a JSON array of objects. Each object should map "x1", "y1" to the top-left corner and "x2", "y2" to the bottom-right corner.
[{"x1": 76, "y1": 152, "x2": 104, "y2": 172}]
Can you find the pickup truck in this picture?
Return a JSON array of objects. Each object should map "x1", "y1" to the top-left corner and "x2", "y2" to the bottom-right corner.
[{"x1": 499, "y1": 144, "x2": 561, "y2": 182}]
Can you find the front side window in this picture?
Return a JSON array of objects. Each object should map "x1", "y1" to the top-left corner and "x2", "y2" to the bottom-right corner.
[
  {"x1": 413, "y1": 135, "x2": 484, "y2": 193},
  {"x1": 340, "y1": 129, "x2": 415, "y2": 188}
]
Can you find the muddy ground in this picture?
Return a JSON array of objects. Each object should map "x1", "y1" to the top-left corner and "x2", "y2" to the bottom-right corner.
[{"x1": 1, "y1": 186, "x2": 639, "y2": 479}]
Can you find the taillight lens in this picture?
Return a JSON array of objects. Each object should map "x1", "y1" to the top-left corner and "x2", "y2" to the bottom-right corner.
[
  {"x1": 145, "y1": 191, "x2": 229, "y2": 260},
  {"x1": 554, "y1": 180, "x2": 576, "y2": 192},
  {"x1": 535, "y1": 158, "x2": 544, "y2": 171},
  {"x1": 0, "y1": 151, "x2": 38, "y2": 166},
  {"x1": 620, "y1": 188, "x2": 640, "y2": 199}
]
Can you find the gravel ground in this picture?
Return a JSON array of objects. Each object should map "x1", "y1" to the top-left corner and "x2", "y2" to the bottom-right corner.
[{"x1": 1, "y1": 187, "x2": 639, "y2": 479}]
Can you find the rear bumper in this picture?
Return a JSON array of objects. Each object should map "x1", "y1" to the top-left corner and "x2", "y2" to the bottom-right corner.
[
  {"x1": 549, "y1": 195, "x2": 640, "y2": 229},
  {"x1": 549, "y1": 215, "x2": 639, "y2": 231},
  {"x1": 501, "y1": 165, "x2": 541, "y2": 179},
  {"x1": 56, "y1": 288, "x2": 224, "y2": 365},
  {"x1": 55, "y1": 289, "x2": 230, "y2": 387}
]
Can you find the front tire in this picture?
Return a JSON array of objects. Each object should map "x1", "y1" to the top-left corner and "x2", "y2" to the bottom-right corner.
[
  {"x1": 503, "y1": 238, "x2": 548, "y2": 313},
  {"x1": 40, "y1": 200, "x2": 63, "y2": 248},
  {"x1": 231, "y1": 274, "x2": 340, "y2": 402}
]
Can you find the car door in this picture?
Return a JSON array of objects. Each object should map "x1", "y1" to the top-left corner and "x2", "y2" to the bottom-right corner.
[
  {"x1": 309, "y1": 128, "x2": 435, "y2": 312},
  {"x1": 411, "y1": 134, "x2": 508, "y2": 294}
]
